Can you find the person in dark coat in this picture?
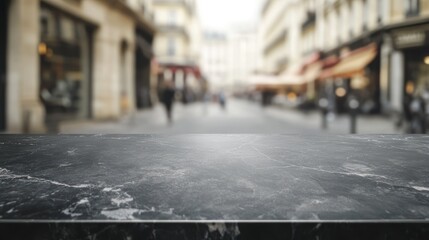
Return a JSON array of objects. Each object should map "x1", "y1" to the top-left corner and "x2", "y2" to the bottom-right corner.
[{"x1": 161, "y1": 80, "x2": 176, "y2": 123}]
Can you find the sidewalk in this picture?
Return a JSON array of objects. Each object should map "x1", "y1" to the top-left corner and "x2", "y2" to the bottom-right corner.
[
  {"x1": 59, "y1": 99, "x2": 402, "y2": 134},
  {"x1": 264, "y1": 104, "x2": 402, "y2": 134}
]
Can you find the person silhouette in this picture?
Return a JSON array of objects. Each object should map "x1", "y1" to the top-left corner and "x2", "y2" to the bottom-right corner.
[{"x1": 161, "y1": 80, "x2": 176, "y2": 123}]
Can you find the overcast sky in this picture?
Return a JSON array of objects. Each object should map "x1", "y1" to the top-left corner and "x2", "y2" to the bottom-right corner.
[{"x1": 197, "y1": 0, "x2": 263, "y2": 32}]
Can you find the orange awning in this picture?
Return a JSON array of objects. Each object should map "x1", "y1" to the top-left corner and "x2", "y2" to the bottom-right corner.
[
  {"x1": 331, "y1": 43, "x2": 377, "y2": 78},
  {"x1": 319, "y1": 43, "x2": 377, "y2": 80}
]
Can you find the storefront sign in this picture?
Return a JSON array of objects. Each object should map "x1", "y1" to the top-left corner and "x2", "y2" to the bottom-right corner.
[{"x1": 393, "y1": 31, "x2": 426, "y2": 49}]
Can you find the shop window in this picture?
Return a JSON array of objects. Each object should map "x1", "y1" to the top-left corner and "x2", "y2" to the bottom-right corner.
[
  {"x1": 40, "y1": 8, "x2": 57, "y2": 40},
  {"x1": 39, "y1": 6, "x2": 92, "y2": 128},
  {"x1": 60, "y1": 16, "x2": 76, "y2": 43}
]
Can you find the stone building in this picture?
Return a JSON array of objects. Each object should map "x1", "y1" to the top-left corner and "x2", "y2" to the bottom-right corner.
[
  {"x1": 227, "y1": 28, "x2": 260, "y2": 91},
  {"x1": 152, "y1": 0, "x2": 202, "y2": 103},
  {"x1": 260, "y1": 0, "x2": 289, "y2": 75},
  {"x1": 259, "y1": 0, "x2": 429, "y2": 117},
  {"x1": 201, "y1": 28, "x2": 260, "y2": 92},
  {"x1": 259, "y1": 0, "x2": 320, "y2": 106},
  {"x1": 1, "y1": 0, "x2": 156, "y2": 133},
  {"x1": 317, "y1": 0, "x2": 429, "y2": 116}
]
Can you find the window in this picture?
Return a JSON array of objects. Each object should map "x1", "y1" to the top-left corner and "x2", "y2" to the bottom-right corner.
[
  {"x1": 167, "y1": 37, "x2": 176, "y2": 56},
  {"x1": 349, "y1": 2, "x2": 354, "y2": 37},
  {"x1": 336, "y1": 9, "x2": 341, "y2": 44},
  {"x1": 168, "y1": 10, "x2": 176, "y2": 26},
  {"x1": 362, "y1": 0, "x2": 368, "y2": 31},
  {"x1": 405, "y1": 0, "x2": 420, "y2": 17},
  {"x1": 377, "y1": 0, "x2": 383, "y2": 23}
]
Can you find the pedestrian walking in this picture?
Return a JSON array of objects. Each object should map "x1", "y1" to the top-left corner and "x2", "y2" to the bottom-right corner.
[
  {"x1": 161, "y1": 80, "x2": 176, "y2": 123},
  {"x1": 219, "y1": 90, "x2": 227, "y2": 109}
]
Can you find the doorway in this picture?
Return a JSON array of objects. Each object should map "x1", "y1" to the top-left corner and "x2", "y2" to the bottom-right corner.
[
  {"x1": 135, "y1": 31, "x2": 153, "y2": 109},
  {"x1": 0, "y1": 0, "x2": 10, "y2": 131}
]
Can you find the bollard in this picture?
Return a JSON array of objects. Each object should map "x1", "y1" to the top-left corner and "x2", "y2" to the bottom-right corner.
[
  {"x1": 348, "y1": 99, "x2": 360, "y2": 134},
  {"x1": 321, "y1": 109, "x2": 328, "y2": 129},
  {"x1": 350, "y1": 112, "x2": 357, "y2": 134},
  {"x1": 319, "y1": 98, "x2": 329, "y2": 130},
  {"x1": 23, "y1": 110, "x2": 31, "y2": 134}
]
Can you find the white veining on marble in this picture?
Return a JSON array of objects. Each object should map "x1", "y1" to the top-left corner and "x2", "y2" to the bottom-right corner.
[
  {"x1": 0, "y1": 167, "x2": 92, "y2": 189},
  {"x1": 62, "y1": 198, "x2": 90, "y2": 217},
  {"x1": 100, "y1": 208, "x2": 141, "y2": 220},
  {"x1": 67, "y1": 148, "x2": 77, "y2": 156},
  {"x1": 59, "y1": 163, "x2": 72, "y2": 167},
  {"x1": 412, "y1": 186, "x2": 429, "y2": 192}
]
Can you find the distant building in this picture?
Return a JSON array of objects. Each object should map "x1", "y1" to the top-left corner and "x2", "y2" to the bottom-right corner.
[
  {"x1": 152, "y1": 0, "x2": 202, "y2": 103},
  {"x1": 201, "y1": 29, "x2": 260, "y2": 92},
  {"x1": 228, "y1": 28, "x2": 260, "y2": 91},
  {"x1": 201, "y1": 32, "x2": 228, "y2": 90},
  {"x1": 1, "y1": 0, "x2": 156, "y2": 133}
]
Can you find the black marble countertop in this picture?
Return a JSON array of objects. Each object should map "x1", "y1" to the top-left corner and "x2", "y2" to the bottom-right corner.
[{"x1": 1, "y1": 134, "x2": 429, "y2": 222}]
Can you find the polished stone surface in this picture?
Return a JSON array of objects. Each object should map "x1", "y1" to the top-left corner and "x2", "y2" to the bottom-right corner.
[{"x1": 0, "y1": 135, "x2": 429, "y2": 221}]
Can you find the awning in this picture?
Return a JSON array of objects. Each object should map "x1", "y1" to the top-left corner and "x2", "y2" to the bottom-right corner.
[
  {"x1": 299, "y1": 52, "x2": 321, "y2": 73},
  {"x1": 302, "y1": 62, "x2": 322, "y2": 83},
  {"x1": 157, "y1": 63, "x2": 202, "y2": 79},
  {"x1": 250, "y1": 74, "x2": 282, "y2": 91},
  {"x1": 278, "y1": 74, "x2": 305, "y2": 85},
  {"x1": 331, "y1": 43, "x2": 377, "y2": 79},
  {"x1": 250, "y1": 74, "x2": 304, "y2": 91}
]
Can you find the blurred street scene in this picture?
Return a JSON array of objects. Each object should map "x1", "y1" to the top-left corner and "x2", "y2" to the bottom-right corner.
[
  {"x1": 1, "y1": 0, "x2": 429, "y2": 134},
  {"x1": 60, "y1": 98, "x2": 400, "y2": 134}
]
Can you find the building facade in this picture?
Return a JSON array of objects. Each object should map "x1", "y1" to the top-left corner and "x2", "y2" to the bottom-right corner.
[
  {"x1": 317, "y1": 0, "x2": 429, "y2": 117},
  {"x1": 260, "y1": 0, "x2": 289, "y2": 74},
  {"x1": 260, "y1": 0, "x2": 429, "y2": 121},
  {"x1": 228, "y1": 28, "x2": 260, "y2": 91},
  {"x1": 152, "y1": 0, "x2": 202, "y2": 103},
  {"x1": 201, "y1": 32, "x2": 228, "y2": 91},
  {"x1": 260, "y1": 0, "x2": 319, "y2": 106},
  {"x1": 201, "y1": 28, "x2": 260, "y2": 92},
  {"x1": 1, "y1": 0, "x2": 155, "y2": 133}
]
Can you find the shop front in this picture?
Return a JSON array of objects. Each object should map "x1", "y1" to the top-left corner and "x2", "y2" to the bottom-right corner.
[
  {"x1": 39, "y1": 4, "x2": 94, "y2": 131},
  {"x1": 319, "y1": 43, "x2": 380, "y2": 114},
  {"x1": 158, "y1": 64, "x2": 202, "y2": 104},
  {"x1": 391, "y1": 24, "x2": 429, "y2": 132},
  {"x1": 135, "y1": 30, "x2": 154, "y2": 109}
]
